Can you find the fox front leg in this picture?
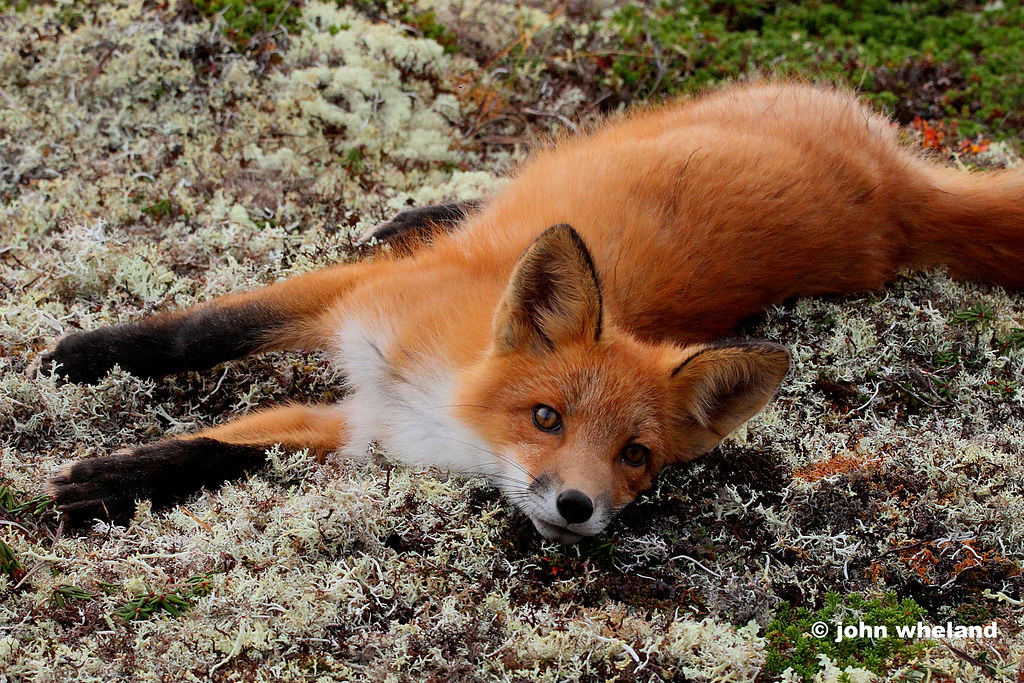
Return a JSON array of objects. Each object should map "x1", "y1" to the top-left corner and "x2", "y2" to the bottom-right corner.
[
  {"x1": 48, "y1": 404, "x2": 345, "y2": 525},
  {"x1": 35, "y1": 301, "x2": 280, "y2": 384},
  {"x1": 36, "y1": 202, "x2": 479, "y2": 384},
  {"x1": 35, "y1": 255, "x2": 385, "y2": 383}
]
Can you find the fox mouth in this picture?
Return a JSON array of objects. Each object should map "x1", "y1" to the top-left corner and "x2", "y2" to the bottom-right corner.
[
  {"x1": 493, "y1": 473, "x2": 607, "y2": 544},
  {"x1": 530, "y1": 516, "x2": 585, "y2": 544}
]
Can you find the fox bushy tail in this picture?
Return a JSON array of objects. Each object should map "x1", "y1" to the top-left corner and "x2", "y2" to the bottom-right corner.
[{"x1": 905, "y1": 164, "x2": 1024, "y2": 289}]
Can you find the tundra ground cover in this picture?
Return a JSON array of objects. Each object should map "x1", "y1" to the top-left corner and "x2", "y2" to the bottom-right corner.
[{"x1": 1, "y1": 1, "x2": 1023, "y2": 680}]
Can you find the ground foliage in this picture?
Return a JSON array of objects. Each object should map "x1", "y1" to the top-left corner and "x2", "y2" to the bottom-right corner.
[{"x1": 1, "y1": 1, "x2": 1023, "y2": 681}]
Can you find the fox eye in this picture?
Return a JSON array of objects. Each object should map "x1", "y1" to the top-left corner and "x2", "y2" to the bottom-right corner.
[
  {"x1": 532, "y1": 404, "x2": 562, "y2": 432},
  {"x1": 620, "y1": 444, "x2": 649, "y2": 467}
]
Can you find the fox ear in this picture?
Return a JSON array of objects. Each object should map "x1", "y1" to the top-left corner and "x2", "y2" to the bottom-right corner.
[
  {"x1": 494, "y1": 223, "x2": 603, "y2": 355},
  {"x1": 668, "y1": 341, "x2": 789, "y2": 459}
]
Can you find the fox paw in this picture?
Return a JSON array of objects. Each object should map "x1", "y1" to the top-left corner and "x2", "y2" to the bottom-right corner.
[
  {"x1": 358, "y1": 212, "x2": 429, "y2": 245},
  {"x1": 48, "y1": 439, "x2": 269, "y2": 526},
  {"x1": 358, "y1": 201, "x2": 479, "y2": 246},
  {"x1": 48, "y1": 448, "x2": 157, "y2": 525},
  {"x1": 33, "y1": 330, "x2": 117, "y2": 384}
]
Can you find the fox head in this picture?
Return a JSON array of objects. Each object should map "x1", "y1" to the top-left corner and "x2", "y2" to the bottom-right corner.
[{"x1": 457, "y1": 224, "x2": 789, "y2": 543}]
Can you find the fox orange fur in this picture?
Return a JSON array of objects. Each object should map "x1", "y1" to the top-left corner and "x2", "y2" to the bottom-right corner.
[{"x1": 42, "y1": 83, "x2": 1024, "y2": 543}]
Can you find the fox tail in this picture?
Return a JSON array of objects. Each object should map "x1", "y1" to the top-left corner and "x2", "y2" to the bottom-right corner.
[{"x1": 905, "y1": 164, "x2": 1024, "y2": 289}]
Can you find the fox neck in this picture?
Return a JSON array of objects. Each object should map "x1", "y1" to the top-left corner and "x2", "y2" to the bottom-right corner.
[
  {"x1": 345, "y1": 220, "x2": 525, "y2": 367},
  {"x1": 332, "y1": 224, "x2": 521, "y2": 471}
]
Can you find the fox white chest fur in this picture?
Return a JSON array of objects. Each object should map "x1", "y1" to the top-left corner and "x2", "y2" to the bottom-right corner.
[{"x1": 334, "y1": 315, "x2": 504, "y2": 478}]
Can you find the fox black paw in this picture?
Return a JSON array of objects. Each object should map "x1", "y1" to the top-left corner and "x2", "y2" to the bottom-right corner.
[
  {"x1": 48, "y1": 438, "x2": 269, "y2": 526},
  {"x1": 359, "y1": 200, "x2": 480, "y2": 246},
  {"x1": 35, "y1": 330, "x2": 121, "y2": 384}
]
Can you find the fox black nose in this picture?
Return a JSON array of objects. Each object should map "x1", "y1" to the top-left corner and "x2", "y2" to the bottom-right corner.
[{"x1": 556, "y1": 489, "x2": 594, "y2": 524}]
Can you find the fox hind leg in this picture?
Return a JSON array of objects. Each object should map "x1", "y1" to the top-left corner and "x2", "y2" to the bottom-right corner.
[
  {"x1": 358, "y1": 200, "x2": 480, "y2": 248},
  {"x1": 48, "y1": 403, "x2": 346, "y2": 525}
]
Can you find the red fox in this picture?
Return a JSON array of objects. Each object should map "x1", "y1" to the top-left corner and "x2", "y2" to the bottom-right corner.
[{"x1": 41, "y1": 83, "x2": 1024, "y2": 543}]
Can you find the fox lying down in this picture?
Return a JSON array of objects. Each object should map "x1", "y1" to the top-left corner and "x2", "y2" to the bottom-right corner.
[{"x1": 41, "y1": 83, "x2": 1024, "y2": 543}]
